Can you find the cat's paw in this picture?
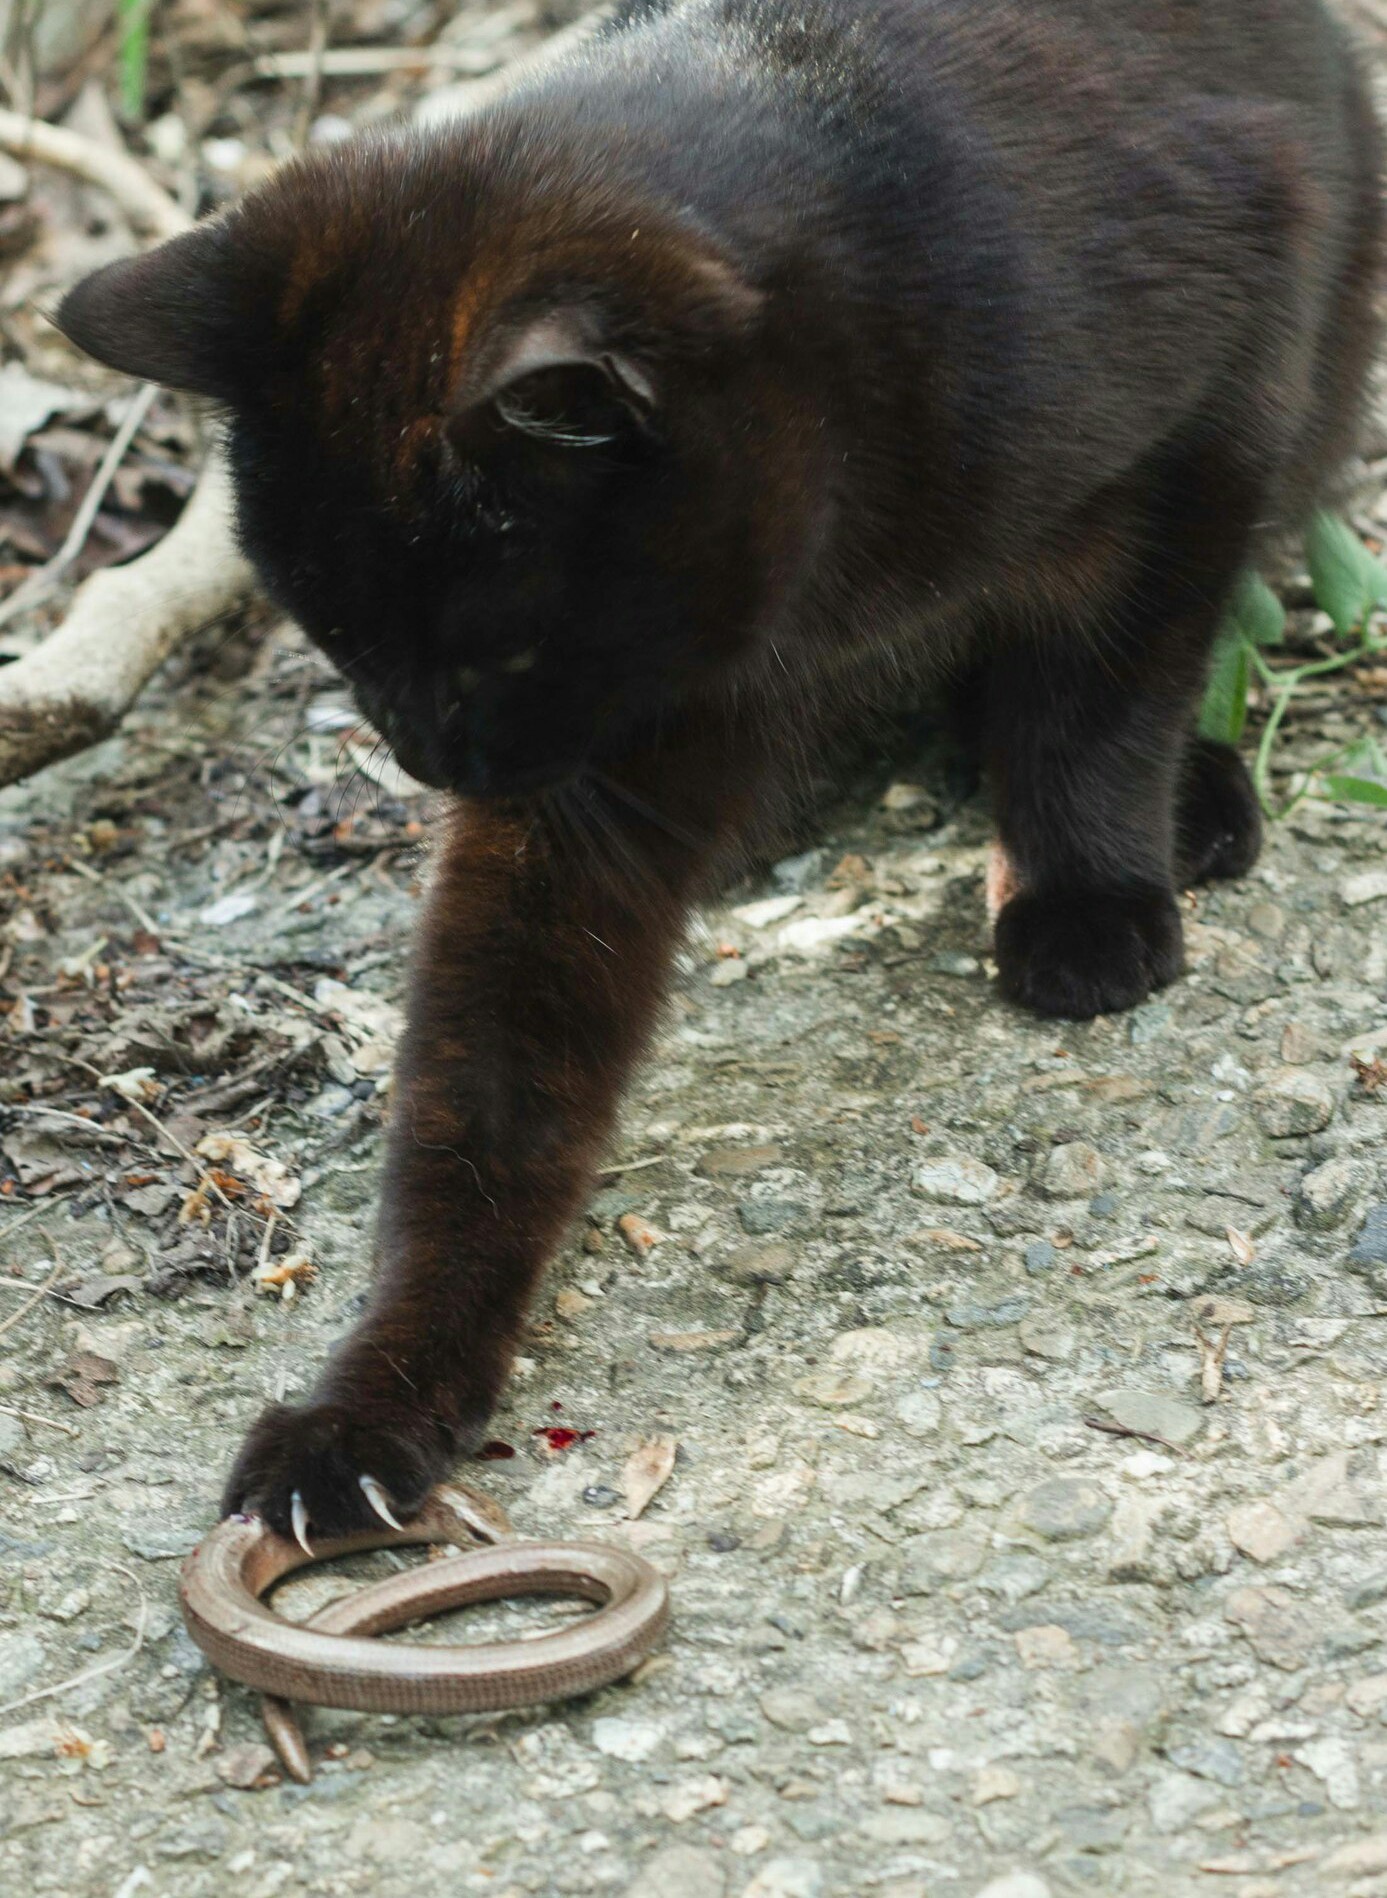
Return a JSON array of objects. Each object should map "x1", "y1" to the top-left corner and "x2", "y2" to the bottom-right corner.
[
  {"x1": 221, "y1": 1400, "x2": 448, "y2": 1545},
  {"x1": 994, "y1": 886, "x2": 1183, "y2": 1019},
  {"x1": 1177, "y1": 738, "x2": 1262, "y2": 885}
]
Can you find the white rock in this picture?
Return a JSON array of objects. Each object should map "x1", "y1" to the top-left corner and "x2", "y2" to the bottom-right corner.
[
  {"x1": 912, "y1": 1155, "x2": 1000, "y2": 1204},
  {"x1": 591, "y1": 1717, "x2": 663, "y2": 1763},
  {"x1": 731, "y1": 895, "x2": 802, "y2": 928},
  {"x1": 1294, "y1": 1736, "x2": 1361, "y2": 1810},
  {"x1": 975, "y1": 1876, "x2": 1051, "y2": 1898},
  {"x1": 1341, "y1": 868, "x2": 1387, "y2": 907}
]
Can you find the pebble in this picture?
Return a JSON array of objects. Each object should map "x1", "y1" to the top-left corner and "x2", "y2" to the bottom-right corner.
[
  {"x1": 1224, "y1": 1585, "x2": 1317, "y2": 1671},
  {"x1": 719, "y1": 1241, "x2": 795, "y2": 1285},
  {"x1": 1040, "y1": 1142, "x2": 1105, "y2": 1199},
  {"x1": 1251, "y1": 1070, "x2": 1335, "y2": 1137},
  {"x1": 972, "y1": 1765, "x2": 1022, "y2": 1804},
  {"x1": 1015, "y1": 1624, "x2": 1077, "y2": 1669},
  {"x1": 592, "y1": 1717, "x2": 664, "y2": 1762},
  {"x1": 625, "y1": 1845, "x2": 726, "y2": 1898},
  {"x1": 974, "y1": 1876, "x2": 1051, "y2": 1898},
  {"x1": 1227, "y1": 1500, "x2": 1302, "y2": 1565},
  {"x1": 740, "y1": 1858, "x2": 824, "y2": 1898},
  {"x1": 0, "y1": 1633, "x2": 44, "y2": 1699},
  {"x1": 1018, "y1": 1316, "x2": 1075, "y2": 1361},
  {"x1": 1097, "y1": 1386, "x2": 1203, "y2": 1446},
  {"x1": 1340, "y1": 867, "x2": 1387, "y2": 906},
  {"x1": 859, "y1": 1810, "x2": 951, "y2": 1845},
  {"x1": 760, "y1": 1688, "x2": 827, "y2": 1733},
  {"x1": 1349, "y1": 1202, "x2": 1387, "y2": 1267},
  {"x1": 1322, "y1": 1834, "x2": 1387, "y2": 1876},
  {"x1": 1017, "y1": 1478, "x2": 1112, "y2": 1542},
  {"x1": 899, "y1": 1529, "x2": 987, "y2": 1595},
  {"x1": 1023, "y1": 1239, "x2": 1056, "y2": 1275},
  {"x1": 894, "y1": 1388, "x2": 943, "y2": 1436},
  {"x1": 1295, "y1": 1156, "x2": 1372, "y2": 1231},
  {"x1": 912, "y1": 1155, "x2": 1000, "y2": 1204}
]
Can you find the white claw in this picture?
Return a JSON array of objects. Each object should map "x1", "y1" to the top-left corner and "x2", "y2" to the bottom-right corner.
[
  {"x1": 290, "y1": 1490, "x2": 313, "y2": 1556},
  {"x1": 360, "y1": 1473, "x2": 404, "y2": 1531}
]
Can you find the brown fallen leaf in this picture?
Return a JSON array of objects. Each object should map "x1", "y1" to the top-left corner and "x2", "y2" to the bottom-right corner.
[
  {"x1": 215, "y1": 1742, "x2": 280, "y2": 1790},
  {"x1": 617, "y1": 1213, "x2": 665, "y2": 1258},
  {"x1": 47, "y1": 1350, "x2": 119, "y2": 1408},
  {"x1": 623, "y1": 1435, "x2": 677, "y2": 1519},
  {"x1": 1351, "y1": 1053, "x2": 1387, "y2": 1096},
  {"x1": 1226, "y1": 1226, "x2": 1256, "y2": 1267},
  {"x1": 250, "y1": 1252, "x2": 316, "y2": 1301}
]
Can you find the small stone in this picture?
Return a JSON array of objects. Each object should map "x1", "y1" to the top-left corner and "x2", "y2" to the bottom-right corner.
[
  {"x1": 737, "y1": 1200, "x2": 800, "y2": 1235},
  {"x1": 662, "y1": 1775, "x2": 728, "y2": 1823},
  {"x1": 1097, "y1": 1386, "x2": 1203, "y2": 1447},
  {"x1": 719, "y1": 1241, "x2": 795, "y2": 1285},
  {"x1": 1252, "y1": 1070, "x2": 1334, "y2": 1138},
  {"x1": 760, "y1": 1688, "x2": 826, "y2": 1733},
  {"x1": 1018, "y1": 1316, "x2": 1075, "y2": 1361},
  {"x1": 624, "y1": 1845, "x2": 726, "y2": 1898},
  {"x1": 899, "y1": 1529, "x2": 987, "y2": 1595},
  {"x1": 975, "y1": 1876, "x2": 1051, "y2": 1898},
  {"x1": 912, "y1": 1155, "x2": 999, "y2": 1205},
  {"x1": 1349, "y1": 1203, "x2": 1387, "y2": 1268},
  {"x1": 592, "y1": 1717, "x2": 664, "y2": 1762},
  {"x1": 1018, "y1": 1478, "x2": 1112, "y2": 1542},
  {"x1": 793, "y1": 1371, "x2": 871, "y2": 1407},
  {"x1": 741, "y1": 1858, "x2": 824, "y2": 1898},
  {"x1": 1295, "y1": 1156, "x2": 1372, "y2": 1231},
  {"x1": 978, "y1": 1554, "x2": 1051, "y2": 1604},
  {"x1": 0, "y1": 1633, "x2": 44, "y2": 1699},
  {"x1": 1279, "y1": 1020, "x2": 1321, "y2": 1064},
  {"x1": 215, "y1": 1743, "x2": 278, "y2": 1789},
  {"x1": 1023, "y1": 1239, "x2": 1056, "y2": 1275},
  {"x1": 807, "y1": 1718, "x2": 852, "y2": 1747},
  {"x1": 929, "y1": 951, "x2": 979, "y2": 976},
  {"x1": 1246, "y1": 901, "x2": 1286, "y2": 939},
  {"x1": 894, "y1": 1388, "x2": 943, "y2": 1436},
  {"x1": 1148, "y1": 1772, "x2": 1222, "y2": 1833},
  {"x1": 1227, "y1": 1500, "x2": 1302, "y2": 1565},
  {"x1": 1040, "y1": 1142, "x2": 1105, "y2": 1199},
  {"x1": 972, "y1": 1765, "x2": 1022, "y2": 1804},
  {"x1": 1346, "y1": 1675, "x2": 1387, "y2": 1717},
  {"x1": 1166, "y1": 1735, "x2": 1244, "y2": 1787},
  {"x1": 1322, "y1": 1835, "x2": 1387, "y2": 1876},
  {"x1": 1340, "y1": 867, "x2": 1387, "y2": 907},
  {"x1": 1015, "y1": 1624, "x2": 1077, "y2": 1669},
  {"x1": 1224, "y1": 1585, "x2": 1316, "y2": 1670},
  {"x1": 1294, "y1": 1735, "x2": 1360, "y2": 1810},
  {"x1": 859, "y1": 1810, "x2": 950, "y2": 1846}
]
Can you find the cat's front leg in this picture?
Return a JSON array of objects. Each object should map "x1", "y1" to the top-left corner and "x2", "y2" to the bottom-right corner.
[{"x1": 223, "y1": 728, "x2": 759, "y2": 1541}]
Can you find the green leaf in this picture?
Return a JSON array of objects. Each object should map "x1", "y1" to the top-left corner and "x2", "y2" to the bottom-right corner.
[
  {"x1": 1199, "y1": 633, "x2": 1250, "y2": 745},
  {"x1": 1229, "y1": 570, "x2": 1286, "y2": 648},
  {"x1": 1306, "y1": 512, "x2": 1387, "y2": 638},
  {"x1": 1320, "y1": 774, "x2": 1387, "y2": 809}
]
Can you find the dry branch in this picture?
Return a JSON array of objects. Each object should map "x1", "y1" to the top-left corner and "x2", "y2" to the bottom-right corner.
[{"x1": 0, "y1": 453, "x2": 254, "y2": 783}]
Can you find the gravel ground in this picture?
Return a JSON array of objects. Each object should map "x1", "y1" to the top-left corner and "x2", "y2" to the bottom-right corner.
[{"x1": 0, "y1": 607, "x2": 1385, "y2": 1898}]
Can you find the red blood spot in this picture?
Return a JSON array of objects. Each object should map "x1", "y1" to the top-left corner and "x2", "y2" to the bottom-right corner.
[
  {"x1": 533, "y1": 1426, "x2": 595, "y2": 1452},
  {"x1": 477, "y1": 1440, "x2": 516, "y2": 1461},
  {"x1": 551, "y1": 1400, "x2": 564, "y2": 1412}
]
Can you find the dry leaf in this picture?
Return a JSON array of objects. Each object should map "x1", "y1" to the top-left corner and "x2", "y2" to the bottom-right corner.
[
  {"x1": 195, "y1": 1133, "x2": 301, "y2": 1210},
  {"x1": 1226, "y1": 1226, "x2": 1256, "y2": 1267},
  {"x1": 623, "y1": 1435, "x2": 677, "y2": 1519},
  {"x1": 47, "y1": 1350, "x2": 119, "y2": 1408},
  {"x1": 250, "y1": 1252, "x2": 316, "y2": 1300},
  {"x1": 617, "y1": 1213, "x2": 665, "y2": 1258}
]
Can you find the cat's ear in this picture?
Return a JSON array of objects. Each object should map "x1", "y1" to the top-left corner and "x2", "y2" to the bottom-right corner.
[
  {"x1": 53, "y1": 220, "x2": 254, "y2": 399},
  {"x1": 477, "y1": 308, "x2": 659, "y2": 431}
]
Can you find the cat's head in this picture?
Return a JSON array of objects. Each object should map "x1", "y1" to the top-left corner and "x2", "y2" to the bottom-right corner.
[{"x1": 54, "y1": 125, "x2": 795, "y2": 796}]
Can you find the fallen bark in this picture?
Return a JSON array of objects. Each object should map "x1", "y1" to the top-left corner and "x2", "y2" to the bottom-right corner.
[{"x1": 0, "y1": 454, "x2": 254, "y2": 784}]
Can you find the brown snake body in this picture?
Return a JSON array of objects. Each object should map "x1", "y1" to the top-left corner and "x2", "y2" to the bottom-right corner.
[{"x1": 179, "y1": 1485, "x2": 670, "y2": 1782}]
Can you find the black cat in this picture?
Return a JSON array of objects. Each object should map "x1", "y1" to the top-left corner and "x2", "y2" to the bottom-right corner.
[{"x1": 57, "y1": 0, "x2": 1381, "y2": 1541}]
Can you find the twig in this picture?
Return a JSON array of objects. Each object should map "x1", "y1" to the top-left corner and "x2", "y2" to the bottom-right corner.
[
  {"x1": 258, "y1": 45, "x2": 505, "y2": 79},
  {"x1": 0, "y1": 1255, "x2": 65, "y2": 1342},
  {"x1": 0, "y1": 383, "x2": 160, "y2": 632},
  {"x1": 0, "y1": 106, "x2": 187, "y2": 239},
  {"x1": 292, "y1": 0, "x2": 331, "y2": 149},
  {"x1": 1083, "y1": 1415, "x2": 1186, "y2": 1458},
  {"x1": 0, "y1": 1402, "x2": 80, "y2": 1438},
  {"x1": 63, "y1": 856, "x2": 161, "y2": 937},
  {"x1": 0, "y1": 450, "x2": 256, "y2": 787},
  {"x1": 595, "y1": 1154, "x2": 670, "y2": 1178},
  {"x1": 0, "y1": 1562, "x2": 147, "y2": 1718}
]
